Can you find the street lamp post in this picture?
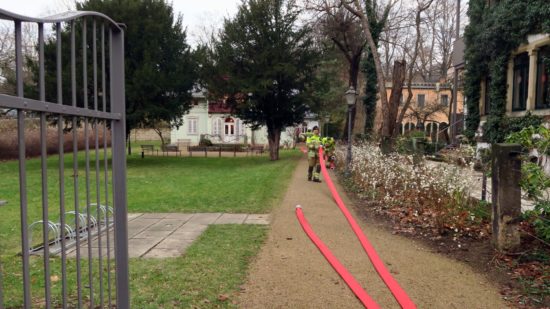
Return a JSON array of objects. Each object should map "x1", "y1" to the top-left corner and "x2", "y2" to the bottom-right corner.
[
  {"x1": 324, "y1": 115, "x2": 330, "y2": 137},
  {"x1": 344, "y1": 86, "x2": 357, "y2": 175}
]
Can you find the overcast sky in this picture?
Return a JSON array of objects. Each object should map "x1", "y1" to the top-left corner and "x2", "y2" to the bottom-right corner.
[{"x1": 0, "y1": 0, "x2": 240, "y2": 46}]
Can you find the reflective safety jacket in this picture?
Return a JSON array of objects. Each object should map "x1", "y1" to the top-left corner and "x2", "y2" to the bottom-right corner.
[
  {"x1": 306, "y1": 134, "x2": 322, "y2": 158},
  {"x1": 322, "y1": 137, "x2": 335, "y2": 153}
]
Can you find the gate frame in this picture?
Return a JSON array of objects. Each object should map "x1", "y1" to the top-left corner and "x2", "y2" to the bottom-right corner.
[{"x1": 0, "y1": 8, "x2": 129, "y2": 308}]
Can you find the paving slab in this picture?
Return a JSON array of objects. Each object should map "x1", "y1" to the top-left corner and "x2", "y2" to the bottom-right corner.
[
  {"x1": 54, "y1": 212, "x2": 270, "y2": 259},
  {"x1": 133, "y1": 229, "x2": 173, "y2": 239},
  {"x1": 214, "y1": 213, "x2": 247, "y2": 224},
  {"x1": 170, "y1": 230, "x2": 205, "y2": 240},
  {"x1": 177, "y1": 222, "x2": 209, "y2": 233},
  {"x1": 155, "y1": 238, "x2": 193, "y2": 250},
  {"x1": 127, "y1": 213, "x2": 144, "y2": 220},
  {"x1": 145, "y1": 248, "x2": 183, "y2": 259},
  {"x1": 188, "y1": 213, "x2": 222, "y2": 224},
  {"x1": 147, "y1": 219, "x2": 185, "y2": 231},
  {"x1": 163, "y1": 213, "x2": 195, "y2": 221},
  {"x1": 139, "y1": 213, "x2": 168, "y2": 219}
]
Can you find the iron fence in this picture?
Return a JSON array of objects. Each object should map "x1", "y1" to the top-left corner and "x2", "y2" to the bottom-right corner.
[{"x1": 0, "y1": 8, "x2": 129, "y2": 308}]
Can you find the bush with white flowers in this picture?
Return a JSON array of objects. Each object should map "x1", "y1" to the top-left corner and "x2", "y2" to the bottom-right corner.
[{"x1": 336, "y1": 142, "x2": 488, "y2": 236}]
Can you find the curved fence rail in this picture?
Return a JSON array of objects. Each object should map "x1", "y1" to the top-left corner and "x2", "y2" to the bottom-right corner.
[{"x1": 0, "y1": 8, "x2": 129, "y2": 309}]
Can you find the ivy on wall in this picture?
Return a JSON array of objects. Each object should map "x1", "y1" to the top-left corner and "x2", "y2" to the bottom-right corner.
[{"x1": 464, "y1": 0, "x2": 550, "y2": 143}]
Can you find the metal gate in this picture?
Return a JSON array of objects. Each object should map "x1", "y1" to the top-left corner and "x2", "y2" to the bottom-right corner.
[{"x1": 0, "y1": 8, "x2": 129, "y2": 308}]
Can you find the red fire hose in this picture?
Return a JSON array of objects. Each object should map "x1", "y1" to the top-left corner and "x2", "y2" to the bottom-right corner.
[
  {"x1": 295, "y1": 205, "x2": 381, "y2": 309},
  {"x1": 317, "y1": 147, "x2": 416, "y2": 309}
]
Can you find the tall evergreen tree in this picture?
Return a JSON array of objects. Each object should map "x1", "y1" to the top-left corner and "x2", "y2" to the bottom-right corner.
[
  {"x1": 207, "y1": 0, "x2": 319, "y2": 160},
  {"x1": 39, "y1": 0, "x2": 197, "y2": 153}
]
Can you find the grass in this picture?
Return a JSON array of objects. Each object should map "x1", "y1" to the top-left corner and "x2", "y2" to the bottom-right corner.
[
  {"x1": 0, "y1": 147, "x2": 300, "y2": 307},
  {"x1": 1, "y1": 225, "x2": 267, "y2": 308},
  {"x1": 0, "y1": 149, "x2": 300, "y2": 253},
  {"x1": 130, "y1": 225, "x2": 266, "y2": 308}
]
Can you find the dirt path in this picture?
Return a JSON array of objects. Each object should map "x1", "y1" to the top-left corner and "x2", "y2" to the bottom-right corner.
[{"x1": 237, "y1": 157, "x2": 508, "y2": 308}]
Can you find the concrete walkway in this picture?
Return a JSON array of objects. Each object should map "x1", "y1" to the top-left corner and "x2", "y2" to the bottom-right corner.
[{"x1": 66, "y1": 213, "x2": 269, "y2": 259}]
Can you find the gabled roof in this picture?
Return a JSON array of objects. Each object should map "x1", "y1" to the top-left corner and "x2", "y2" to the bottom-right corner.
[{"x1": 208, "y1": 100, "x2": 233, "y2": 114}]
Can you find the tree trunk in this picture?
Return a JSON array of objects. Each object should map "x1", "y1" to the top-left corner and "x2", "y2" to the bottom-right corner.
[
  {"x1": 345, "y1": 0, "x2": 389, "y2": 139},
  {"x1": 127, "y1": 133, "x2": 132, "y2": 155},
  {"x1": 154, "y1": 127, "x2": 166, "y2": 146},
  {"x1": 384, "y1": 60, "x2": 406, "y2": 148},
  {"x1": 267, "y1": 126, "x2": 281, "y2": 161}
]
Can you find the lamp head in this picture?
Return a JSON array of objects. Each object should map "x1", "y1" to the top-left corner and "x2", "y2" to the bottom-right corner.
[{"x1": 345, "y1": 86, "x2": 357, "y2": 106}]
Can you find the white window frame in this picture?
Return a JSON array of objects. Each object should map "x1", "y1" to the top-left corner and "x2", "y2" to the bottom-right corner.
[
  {"x1": 187, "y1": 117, "x2": 198, "y2": 135},
  {"x1": 212, "y1": 117, "x2": 222, "y2": 136}
]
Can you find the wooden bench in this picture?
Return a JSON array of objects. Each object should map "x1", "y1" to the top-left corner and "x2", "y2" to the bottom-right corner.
[
  {"x1": 248, "y1": 145, "x2": 265, "y2": 155},
  {"x1": 140, "y1": 144, "x2": 158, "y2": 158},
  {"x1": 188, "y1": 145, "x2": 246, "y2": 157},
  {"x1": 161, "y1": 144, "x2": 181, "y2": 157}
]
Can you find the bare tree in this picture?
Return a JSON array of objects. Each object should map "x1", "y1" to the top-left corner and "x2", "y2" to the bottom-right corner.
[
  {"x1": 305, "y1": 0, "x2": 367, "y2": 139},
  {"x1": 393, "y1": 0, "x2": 435, "y2": 139},
  {"x1": 341, "y1": 0, "x2": 398, "y2": 141},
  {"x1": 403, "y1": 98, "x2": 448, "y2": 128}
]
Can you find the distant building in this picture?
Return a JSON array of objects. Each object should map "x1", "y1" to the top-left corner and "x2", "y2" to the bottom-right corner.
[
  {"x1": 381, "y1": 80, "x2": 464, "y2": 142},
  {"x1": 170, "y1": 90, "x2": 318, "y2": 146}
]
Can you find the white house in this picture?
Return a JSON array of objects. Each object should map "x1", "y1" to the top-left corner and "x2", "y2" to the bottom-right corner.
[{"x1": 170, "y1": 90, "x2": 319, "y2": 146}]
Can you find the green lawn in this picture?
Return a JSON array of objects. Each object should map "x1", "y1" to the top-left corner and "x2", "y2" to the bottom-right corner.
[
  {"x1": 0, "y1": 148, "x2": 300, "y2": 307},
  {"x1": 0, "y1": 149, "x2": 300, "y2": 253},
  {"x1": 2, "y1": 225, "x2": 267, "y2": 308}
]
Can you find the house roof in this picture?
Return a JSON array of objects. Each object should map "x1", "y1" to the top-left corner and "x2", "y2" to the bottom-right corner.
[{"x1": 208, "y1": 100, "x2": 233, "y2": 113}]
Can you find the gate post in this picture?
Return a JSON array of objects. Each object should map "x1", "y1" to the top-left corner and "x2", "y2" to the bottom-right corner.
[
  {"x1": 491, "y1": 144, "x2": 522, "y2": 251},
  {"x1": 110, "y1": 28, "x2": 130, "y2": 308}
]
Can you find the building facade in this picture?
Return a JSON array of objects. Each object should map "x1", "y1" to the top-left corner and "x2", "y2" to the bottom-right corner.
[
  {"x1": 382, "y1": 81, "x2": 464, "y2": 141},
  {"x1": 478, "y1": 34, "x2": 550, "y2": 122},
  {"x1": 170, "y1": 90, "x2": 319, "y2": 146}
]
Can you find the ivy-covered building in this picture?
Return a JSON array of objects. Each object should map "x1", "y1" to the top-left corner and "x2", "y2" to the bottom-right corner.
[{"x1": 464, "y1": 0, "x2": 550, "y2": 143}]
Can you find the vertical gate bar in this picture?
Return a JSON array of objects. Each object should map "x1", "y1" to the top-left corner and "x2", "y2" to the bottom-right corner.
[
  {"x1": 38, "y1": 22, "x2": 53, "y2": 308},
  {"x1": 15, "y1": 20, "x2": 32, "y2": 309},
  {"x1": 102, "y1": 23, "x2": 113, "y2": 308},
  {"x1": 56, "y1": 22, "x2": 68, "y2": 309},
  {"x1": 85, "y1": 119, "x2": 94, "y2": 307},
  {"x1": 71, "y1": 20, "x2": 83, "y2": 308},
  {"x1": 92, "y1": 18, "x2": 105, "y2": 308},
  {"x1": 82, "y1": 18, "x2": 95, "y2": 307},
  {"x1": 110, "y1": 27, "x2": 130, "y2": 308}
]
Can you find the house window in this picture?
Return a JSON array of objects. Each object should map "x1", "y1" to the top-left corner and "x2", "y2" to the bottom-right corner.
[
  {"x1": 213, "y1": 117, "x2": 222, "y2": 135},
  {"x1": 512, "y1": 52, "x2": 529, "y2": 111},
  {"x1": 441, "y1": 94, "x2": 449, "y2": 107},
  {"x1": 484, "y1": 77, "x2": 491, "y2": 115},
  {"x1": 188, "y1": 117, "x2": 198, "y2": 135},
  {"x1": 417, "y1": 94, "x2": 425, "y2": 108},
  {"x1": 535, "y1": 46, "x2": 549, "y2": 109},
  {"x1": 224, "y1": 117, "x2": 235, "y2": 135}
]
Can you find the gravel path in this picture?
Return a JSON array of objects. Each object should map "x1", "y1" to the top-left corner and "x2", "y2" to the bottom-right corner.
[{"x1": 237, "y1": 156, "x2": 508, "y2": 308}]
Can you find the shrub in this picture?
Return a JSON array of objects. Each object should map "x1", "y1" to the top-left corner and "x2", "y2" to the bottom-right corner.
[
  {"x1": 199, "y1": 137, "x2": 213, "y2": 146},
  {"x1": 336, "y1": 142, "x2": 486, "y2": 236}
]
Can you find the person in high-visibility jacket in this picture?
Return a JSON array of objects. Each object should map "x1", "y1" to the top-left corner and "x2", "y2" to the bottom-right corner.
[
  {"x1": 322, "y1": 136, "x2": 336, "y2": 169},
  {"x1": 306, "y1": 126, "x2": 322, "y2": 182}
]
